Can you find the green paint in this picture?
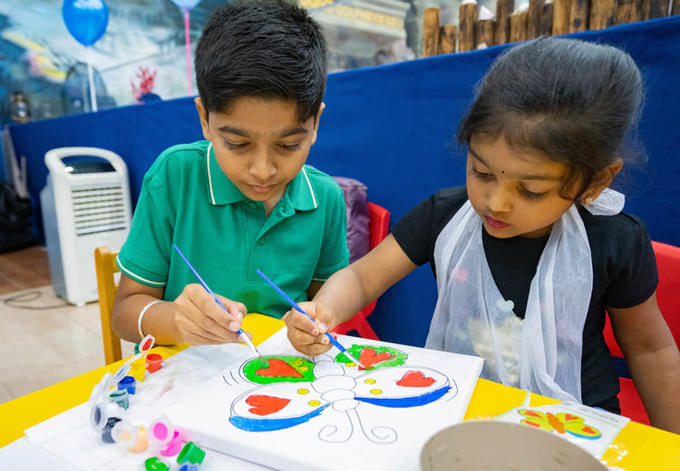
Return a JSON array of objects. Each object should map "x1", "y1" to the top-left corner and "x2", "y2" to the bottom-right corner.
[
  {"x1": 177, "y1": 441, "x2": 206, "y2": 465},
  {"x1": 242, "y1": 355, "x2": 316, "y2": 384},
  {"x1": 335, "y1": 345, "x2": 407, "y2": 369},
  {"x1": 144, "y1": 457, "x2": 170, "y2": 471}
]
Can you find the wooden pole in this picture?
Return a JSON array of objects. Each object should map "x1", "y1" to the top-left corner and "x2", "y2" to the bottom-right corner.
[
  {"x1": 673, "y1": 0, "x2": 680, "y2": 15},
  {"x1": 569, "y1": 0, "x2": 589, "y2": 32},
  {"x1": 553, "y1": 0, "x2": 571, "y2": 34},
  {"x1": 590, "y1": 0, "x2": 616, "y2": 29},
  {"x1": 616, "y1": 0, "x2": 634, "y2": 23},
  {"x1": 439, "y1": 25, "x2": 457, "y2": 54},
  {"x1": 631, "y1": 0, "x2": 649, "y2": 21},
  {"x1": 646, "y1": 0, "x2": 667, "y2": 18},
  {"x1": 423, "y1": 7, "x2": 441, "y2": 57},
  {"x1": 459, "y1": 0, "x2": 478, "y2": 52},
  {"x1": 540, "y1": 0, "x2": 554, "y2": 35},
  {"x1": 476, "y1": 19, "x2": 496, "y2": 48},
  {"x1": 510, "y1": 7, "x2": 529, "y2": 42},
  {"x1": 528, "y1": 0, "x2": 545, "y2": 38},
  {"x1": 496, "y1": 0, "x2": 515, "y2": 44}
]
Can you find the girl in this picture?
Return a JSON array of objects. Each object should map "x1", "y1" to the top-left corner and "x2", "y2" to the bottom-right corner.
[{"x1": 284, "y1": 38, "x2": 680, "y2": 433}]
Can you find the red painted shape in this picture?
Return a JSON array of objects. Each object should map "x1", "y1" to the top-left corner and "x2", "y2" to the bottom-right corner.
[
  {"x1": 246, "y1": 395, "x2": 291, "y2": 416},
  {"x1": 256, "y1": 358, "x2": 303, "y2": 378},
  {"x1": 524, "y1": 410, "x2": 542, "y2": 418},
  {"x1": 359, "y1": 348, "x2": 392, "y2": 368},
  {"x1": 141, "y1": 337, "x2": 153, "y2": 351},
  {"x1": 564, "y1": 413, "x2": 579, "y2": 421},
  {"x1": 582, "y1": 426, "x2": 595, "y2": 434},
  {"x1": 396, "y1": 370, "x2": 436, "y2": 387}
]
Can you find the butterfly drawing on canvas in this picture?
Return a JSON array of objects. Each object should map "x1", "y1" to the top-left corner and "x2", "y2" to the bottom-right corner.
[
  {"x1": 517, "y1": 408, "x2": 603, "y2": 439},
  {"x1": 224, "y1": 344, "x2": 458, "y2": 444}
]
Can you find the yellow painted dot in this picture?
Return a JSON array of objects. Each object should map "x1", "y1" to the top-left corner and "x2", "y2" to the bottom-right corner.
[
  {"x1": 308, "y1": 400, "x2": 321, "y2": 407},
  {"x1": 364, "y1": 378, "x2": 376, "y2": 384},
  {"x1": 297, "y1": 388, "x2": 309, "y2": 395},
  {"x1": 346, "y1": 362, "x2": 356, "y2": 367},
  {"x1": 299, "y1": 366, "x2": 309, "y2": 372},
  {"x1": 292, "y1": 359, "x2": 303, "y2": 366},
  {"x1": 369, "y1": 389, "x2": 383, "y2": 395}
]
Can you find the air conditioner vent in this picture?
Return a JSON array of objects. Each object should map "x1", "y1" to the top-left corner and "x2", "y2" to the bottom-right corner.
[{"x1": 71, "y1": 184, "x2": 129, "y2": 236}]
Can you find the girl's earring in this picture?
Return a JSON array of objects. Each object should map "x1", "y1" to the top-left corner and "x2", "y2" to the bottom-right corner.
[{"x1": 583, "y1": 196, "x2": 594, "y2": 206}]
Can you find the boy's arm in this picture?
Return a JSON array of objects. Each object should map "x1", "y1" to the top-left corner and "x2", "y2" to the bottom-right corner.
[
  {"x1": 609, "y1": 293, "x2": 680, "y2": 433},
  {"x1": 112, "y1": 273, "x2": 246, "y2": 346}
]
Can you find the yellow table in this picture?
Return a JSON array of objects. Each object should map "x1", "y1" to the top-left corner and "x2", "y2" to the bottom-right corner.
[{"x1": 1, "y1": 314, "x2": 679, "y2": 470}]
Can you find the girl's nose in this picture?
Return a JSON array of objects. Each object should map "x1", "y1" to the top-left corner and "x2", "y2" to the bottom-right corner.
[{"x1": 487, "y1": 186, "x2": 512, "y2": 213}]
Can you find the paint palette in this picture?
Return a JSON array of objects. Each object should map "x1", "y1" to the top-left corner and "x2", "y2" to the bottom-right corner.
[
  {"x1": 496, "y1": 401, "x2": 629, "y2": 458},
  {"x1": 167, "y1": 330, "x2": 484, "y2": 471}
]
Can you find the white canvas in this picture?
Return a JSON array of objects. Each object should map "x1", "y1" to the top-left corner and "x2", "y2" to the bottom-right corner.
[{"x1": 167, "y1": 329, "x2": 484, "y2": 471}]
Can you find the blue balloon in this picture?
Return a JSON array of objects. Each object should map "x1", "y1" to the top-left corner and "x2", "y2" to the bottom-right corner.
[
  {"x1": 170, "y1": 0, "x2": 201, "y2": 9},
  {"x1": 62, "y1": 0, "x2": 109, "y2": 47}
]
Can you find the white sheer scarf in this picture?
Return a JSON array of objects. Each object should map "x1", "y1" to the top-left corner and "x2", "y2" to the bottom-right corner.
[{"x1": 425, "y1": 189, "x2": 624, "y2": 402}]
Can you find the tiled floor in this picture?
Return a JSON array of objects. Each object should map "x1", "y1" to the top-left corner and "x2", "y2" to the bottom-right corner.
[{"x1": 0, "y1": 246, "x2": 134, "y2": 404}]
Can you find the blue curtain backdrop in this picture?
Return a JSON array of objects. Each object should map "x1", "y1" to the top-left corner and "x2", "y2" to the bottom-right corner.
[{"x1": 9, "y1": 16, "x2": 680, "y2": 347}]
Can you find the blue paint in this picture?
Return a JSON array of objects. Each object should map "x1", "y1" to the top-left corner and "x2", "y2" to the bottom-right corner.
[
  {"x1": 230, "y1": 404, "x2": 330, "y2": 432},
  {"x1": 356, "y1": 386, "x2": 450, "y2": 408},
  {"x1": 566, "y1": 430, "x2": 601, "y2": 440},
  {"x1": 117, "y1": 375, "x2": 136, "y2": 395}
]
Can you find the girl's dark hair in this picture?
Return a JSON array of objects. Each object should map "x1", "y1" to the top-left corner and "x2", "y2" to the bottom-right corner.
[
  {"x1": 457, "y1": 37, "x2": 644, "y2": 198},
  {"x1": 195, "y1": 0, "x2": 326, "y2": 123}
]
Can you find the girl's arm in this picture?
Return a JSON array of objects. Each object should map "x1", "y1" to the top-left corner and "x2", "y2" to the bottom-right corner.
[
  {"x1": 609, "y1": 293, "x2": 680, "y2": 433},
  {"x1": 285, "y1": 234, "x2": 418, "y2": 355},
  {"x1": 112, "y1": 274, "x2": 246, "y2": 346}
]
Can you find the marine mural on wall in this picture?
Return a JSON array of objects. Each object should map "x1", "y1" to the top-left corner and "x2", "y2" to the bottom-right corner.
[{"x1": 0, "y1": 0, "x2": 414, "y2": 124}]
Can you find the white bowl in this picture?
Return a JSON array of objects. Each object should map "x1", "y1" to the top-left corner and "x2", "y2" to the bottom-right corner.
[{"x1": 420, "y1": 420, "x2": 608, "y2": 471}]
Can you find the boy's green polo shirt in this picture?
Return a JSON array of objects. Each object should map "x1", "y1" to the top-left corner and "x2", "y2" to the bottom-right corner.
[{"x1": 117, "y1": 140, "x2": 349, "y2": 318}]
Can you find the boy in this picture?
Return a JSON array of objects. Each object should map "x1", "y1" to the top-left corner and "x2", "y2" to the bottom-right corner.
[{"x1": 111, "y1": 0, "x2": 349, "y2": 346}]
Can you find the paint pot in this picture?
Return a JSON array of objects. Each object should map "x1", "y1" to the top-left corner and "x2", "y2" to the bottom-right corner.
[
  {"x1": 420, "y1": 420, "x2": 608, "y2": 471},
  {"x1": 118, "y1": 375, "x2": 136, "y2": 394},
  {"x1": 108, "y1": 389, "x2": 129, "y2": 409},
  {"x1": 177, "y1": 441, "x2": 206, "y2": 466},
  {"x1": 149, "y1": 416, "x2": 183, "y2": 457},
  {"x1": 146, "y1": 353, "x2": 163, "y2": 373}
]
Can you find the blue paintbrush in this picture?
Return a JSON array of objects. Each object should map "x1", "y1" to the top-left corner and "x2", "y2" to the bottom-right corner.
[
  {"x1": 173, "y1": 244, "x2": 263, "y2": 362},
  {"x1": 256, "y1": 268, "x2": 366, "y2": 368}
]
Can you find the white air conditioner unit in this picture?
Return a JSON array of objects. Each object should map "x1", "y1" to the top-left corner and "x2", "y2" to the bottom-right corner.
[{"x1": 40, "y1": 147, "x2": 132, "y2": 306}]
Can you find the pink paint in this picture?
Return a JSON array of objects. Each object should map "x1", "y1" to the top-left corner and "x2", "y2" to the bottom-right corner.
[
  {"x1": 160, "y1": 430, "x2": 183, "y2": 457},
  {"x1": 153, "y1": 422, "x2": 168, "y2": 441}
]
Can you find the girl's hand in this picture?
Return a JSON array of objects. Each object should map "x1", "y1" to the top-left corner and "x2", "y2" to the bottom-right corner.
[
  {"x1": 284, "y1": 302, "x2": 335, "y2": 356},
  {"x1": 172, "y1": 283, "x2": 247, "y2": 345}
]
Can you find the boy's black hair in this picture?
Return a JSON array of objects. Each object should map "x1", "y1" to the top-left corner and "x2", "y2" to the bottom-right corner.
[
  {"x1": 457, "y1": 37, "x2": 644, "y2": 198},
  {"x1": 195, "y1": 0, "x2": 327, "y2": 123}
]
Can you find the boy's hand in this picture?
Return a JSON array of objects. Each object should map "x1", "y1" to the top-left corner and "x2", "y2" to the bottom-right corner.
[
  {"x1": 284, "y1": 302, "x2": 335, "y2": 356},
  {"x1": 173, "y1": 283, "x2": 247, "y2": 345}
]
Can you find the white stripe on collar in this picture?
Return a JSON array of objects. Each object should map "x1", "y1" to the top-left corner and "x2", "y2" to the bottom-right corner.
[
  {"x1": 301, "y1": 167, "x2": 318, "y2": 209},
  {"x1": 206, "y1": 142, "x2": 216, "y2": 205}
]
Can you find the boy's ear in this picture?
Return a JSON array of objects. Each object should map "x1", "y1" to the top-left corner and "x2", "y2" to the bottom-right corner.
[
  {"x1": 581, "y1": 158, "x2": 623, "y2": 203},
  {"x1": 194, "y1": 97, "x2": 211, "y2": 141},
  {"x1": 310, "y1": 102, "x2": 325, "y2": 146}
]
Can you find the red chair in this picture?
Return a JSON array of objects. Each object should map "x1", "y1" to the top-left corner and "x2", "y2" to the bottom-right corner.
[
  {"x1": 603, "y1": 240, "x2": 680, "y2": 424},
  {"x1": 333, "y1": 202, "x2": 390, "y2": 340}
]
